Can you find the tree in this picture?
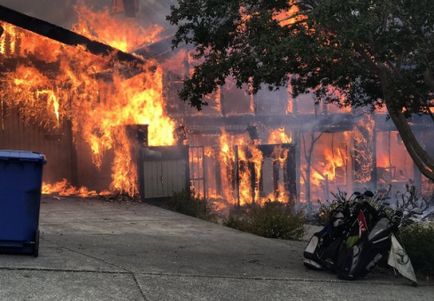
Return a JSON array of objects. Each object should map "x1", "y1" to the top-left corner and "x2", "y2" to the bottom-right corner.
[{"x1": 167, "y1": 0, "x2": 434, "y2": 181}]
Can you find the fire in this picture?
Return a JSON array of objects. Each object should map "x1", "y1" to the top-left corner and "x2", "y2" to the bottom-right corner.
[
  {"x1": 214, "y1": 130, "x2": 266, "y2": 205},
  {"x1": 0, "y1": 23, "x2": 18, "y2": 55},
  {"x1": 255, "y1": 145, "x2": 290, "y2": 205},
  {"x1": 215, "y1": 87, "x2": 222, "y2": 114},
  {"x1": 2, "y1": 65, "x2": 62, "y2": 129},
  {"x1": 299, "y1": 132, "x2": 351, "y2": 203},
  {"x1": 214, "y1": 129, "x2": 292, "y2": 207},
  {"x1": 42, "y1": 179, "x2": 111, "y2": 198},
  {"x1": 268, "y1": 128, "x2": 292, "y2": 144},
  {"x1": 217, "y1": 130, "x2": 237, "y2": 204},
  {"x1": 0, "y1": 2, "x2": 175, "y2": 197},
  {"x1": 72, "y1": 1, "x2": 163, "y2": 52},
  {"x1": 237, "y1": 143, "x2": 264, "y2": 205},
  {"x1": 376, "y1": 132, "x2": 391, "y2": 169},
  {"x1": 353, "y1": 114, "x2": 375, "y2": 183},
  {"x1": 311, "y1": 146, "x2": 348, "y2": 186},
  {"x1": 37, "y1": 90, "x2": 60, "y2": 125},
  {"x1": 79, "y1": 64, "x2": 175, "y2": 169},
  {"x1": 237, "y1": 146, "x2": 251, "y2": 205},
  {"x1": 273, "y1": 1, "x2": 308, "y2": 27},
  {"x1": 237, "y1": 6, "x2": 252, "y2": 33},
  {"x1": 250, "y1": 145, "x2": 264, "y2": 202},
  {"x1": 272, "y1": 145, "x2": 290, "y2": 168}
]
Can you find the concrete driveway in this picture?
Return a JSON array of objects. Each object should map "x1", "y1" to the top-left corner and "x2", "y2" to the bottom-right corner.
[{"x1": 0, "y1": 197, "x2": 432, "y2": 301}]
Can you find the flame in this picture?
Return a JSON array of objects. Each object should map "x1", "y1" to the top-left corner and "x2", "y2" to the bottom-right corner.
[
  {"x1": 353, "y1": 114, "x2": 375, "y2": 183},
  {"x1": 4, "y1": 2, "x2": 384, "y2": 208},
  {"x1": 237, "y1": 143, "x2": 263, "y2": 205},
  {"x1": 204, "y1": 146, "x2": 215, "y2": 158},
  {"x1": 311, "y1": 146, "x2": 348, "y2": 186},
  {"x1": 78, "y1": 64, "x2": 175, "y2": 169},
  {"x1": 273, "y1": 1, "x2": 308, "y2": 27},
  {"x1": 110, "y1": 127, "x2": 138, "y2": 195},
  {"x1": 216, "y1": 129, "x2": 270, "y2": 206},
  {"x1": 217, "y1": 130, "x2": 237, "y2": 204},
  {"x1": 72, "y1": 1, "x2": 163, "y2": 52},
  {"x1": 237, "y1": 6, "x2": 252, "y2": 34},
  {"x1": 37, "y1": 90, "x2": 60, "y2": 125},
  {"x1": 215, "y1": 87, "x2": 222, "y2": 114},
  {"x1": 0, "y1": 23, "x2": 18, "y2": 55},
  {"x1": 237, "y1": 146, "x2": 251, "y2": 205},
  {"x1": 42, "y1": 179, "x2": 111, "y2": 198},
  {"x1": 209, "y1": 127, "x2": 296, "y2": 208},
  {"x1": 272, "y1": 145, "x2": 290, "y2": 168},
  {"x1": 250, "y1": 145, "x2": 264, "y2": 202},
  {"x1": 2, "y1": 65, "x2": 62, "y2": 128},
  {"x1": 255, "y1": 145, "x2": 290, "y2": 205},
  {"x1": 298, "y1": 131, "x2": 352, "y2": 203},
  {"x1": 0, "y1": 2, "x2": 175, "y2": 197},
  {"x1": 376, "y1": 132, "x2": 391, "y2": 169},
  {"x1": 268, "y1": 128, "x2": 292, "y2": 144}
]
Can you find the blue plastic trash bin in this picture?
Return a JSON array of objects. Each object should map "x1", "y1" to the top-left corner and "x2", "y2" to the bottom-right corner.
[{"x1": 0, "y1": 150, "x2": 46, "y2": 257}]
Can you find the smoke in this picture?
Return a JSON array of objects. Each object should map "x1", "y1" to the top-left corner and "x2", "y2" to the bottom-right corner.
[
  {"x1": 0, "y1": 0, "x2": 78, "y2": 27},
  {"x1": 139, "y1": 0, "x2": 176, "y2": 30},
  {"x1": 0, "y1": 0, "x2": 175, "y2": 31}
]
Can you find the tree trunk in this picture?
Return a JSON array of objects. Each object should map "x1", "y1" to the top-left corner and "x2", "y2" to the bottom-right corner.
[
  {"x1": 385, "y1": 102, "x2": 434, "y2": 181},
  {"x1": 380, "y1": 70, "x2": 434, "y2": 181}
]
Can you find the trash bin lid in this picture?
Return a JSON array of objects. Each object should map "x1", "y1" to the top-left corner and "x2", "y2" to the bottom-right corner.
[{"x1": 0, "y1": 150, "x2": 46, "y2": 163}]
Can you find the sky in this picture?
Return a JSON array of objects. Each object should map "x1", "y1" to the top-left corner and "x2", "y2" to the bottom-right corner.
[{"x1": 0, "y1": 0, "x2": 174, "y2": 29}]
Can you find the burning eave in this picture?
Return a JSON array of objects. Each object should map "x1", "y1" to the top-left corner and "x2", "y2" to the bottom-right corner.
[{"x1": 0, "y1": 4, "x2": 150, "y2": 66}]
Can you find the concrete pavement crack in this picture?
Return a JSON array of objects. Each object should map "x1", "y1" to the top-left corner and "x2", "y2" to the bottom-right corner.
[
  {"x1": 0, "y1": 266, "x2": 129, "y2": 274},
  {"x1": 134, "y1": 272, "x2": 434, "y2": 287},
  {"x1": 131, "y1": 272, "x2": 150, "y2": 301},
  {"x1": 0, "y1": 266, "x2": 431, "y2": 289},
  {"x1": 43, "y1": 239, "x2": 149, "y2": 301},
  {"x1": 49, "y1": 243, "x2": 129, "y2": 273},
  {"x1": 37, "y1": 239, "x2": 433, "y2": 292}
]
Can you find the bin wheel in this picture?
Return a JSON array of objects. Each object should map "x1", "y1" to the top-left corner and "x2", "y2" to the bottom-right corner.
[{"x1": 33, "y1": 231, "x2": 39, "y2": 257}]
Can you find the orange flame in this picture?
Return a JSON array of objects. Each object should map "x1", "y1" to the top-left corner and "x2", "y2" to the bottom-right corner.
[
  {"x1": 268, "y1": 128, "x2": 292, "y2": 144},
  {"x1": 311, "y1": 146, "x2": 348, "y2": 186},
  {"x1": 42, "y1": 179, "x2": 111, "y2": 198},
  {"x1": 217, "y1": 130, "x2": 237, "y2": 204},
  {"x1": 37, "y1": 90, "x2": 60, "y2": 125},
  {"x1": 353, "y1": 115, "x2": 375, "y2": 183},
  {"x1": 0, "y1": 2, "x2": 175, "y2": 197},
  {"x1": 273, "y1": 1, "x2": 307, "y2": 27},
  {"x1": 72, "y1": 1, "x2": 163, "y2": 52}
]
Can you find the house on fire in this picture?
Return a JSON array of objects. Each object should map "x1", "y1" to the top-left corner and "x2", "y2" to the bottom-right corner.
[
  {"x1": 141, "y1": 33, "x2": 434, "y2": 206},
  {"x1": 0, "y1": 3, "x2": 432, "y2": 211}
]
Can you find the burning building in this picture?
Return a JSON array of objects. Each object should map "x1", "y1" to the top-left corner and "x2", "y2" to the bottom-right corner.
[
  {"x1": 0, "y1": 1, "x2": 432, "y2": 213},
  {"x1": 0, "y1": 2, "x2": 175, "y2": 196}
]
